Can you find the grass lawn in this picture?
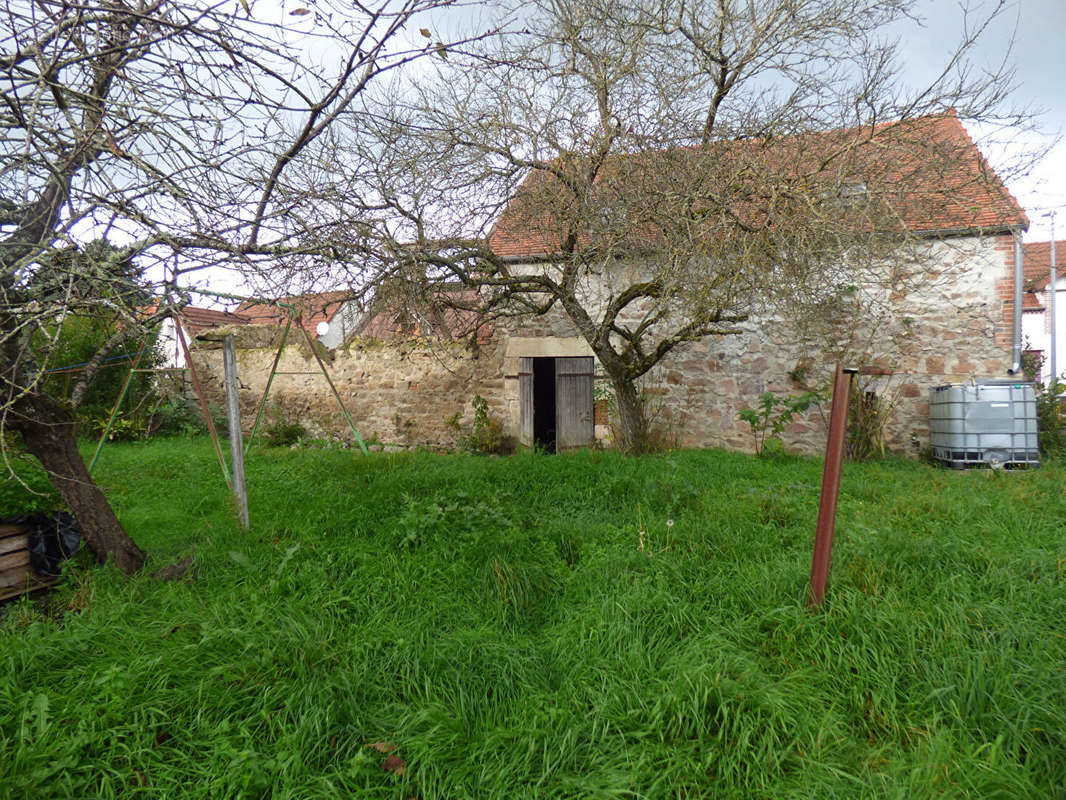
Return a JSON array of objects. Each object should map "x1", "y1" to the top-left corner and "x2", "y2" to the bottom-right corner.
[{"x1": 1, "y1": 439, "x2": 1065, "y2": 798}]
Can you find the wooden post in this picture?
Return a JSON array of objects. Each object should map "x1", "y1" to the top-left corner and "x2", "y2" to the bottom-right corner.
[
  {"x1": 223, "y1": 335, "x2": 249, "y2": 529},
  {"x1": 808, "y1": 364, "x2": 856, "y2": 607}
]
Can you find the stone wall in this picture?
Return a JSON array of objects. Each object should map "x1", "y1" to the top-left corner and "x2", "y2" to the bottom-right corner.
[
  {"x1": 191, "y1": 330, "x2": 509, "y2": 449},
  {"x1": 485, "y1": 233, "x2": 1019, "y2": 455},
  {"x1": 630, "y1": 233, "x2": 1019, "y2": 454},
  {"x1": 193, "y1": 232, "x2": 1020, "y2": 456}
]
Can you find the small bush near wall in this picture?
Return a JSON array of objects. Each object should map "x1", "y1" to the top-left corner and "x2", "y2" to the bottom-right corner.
[
  {"x1": 1024, "y1": 350, "x2": 1066, "y2": 460},
  {"x1": 146, "y1": 395, "x2": 209, "y2": 438},
  {"x1": 739, "y1": 390, "x2": 823, "y2": 456},
  {"x1": 1037, "y1": 380, "x2": 1066, "y2": 459},
  {"x1": 597, "y1": 380, "x2": 684, "y2": 454},
  {"x1": 449, "y1": 395, "x2": 516, "y2": 455},
  {"x1": 846, "y1": 375, "x2": 901, "y2": 461},
  {"x1": 263, "y1": 418, "x2": 307, "y2": 448}
]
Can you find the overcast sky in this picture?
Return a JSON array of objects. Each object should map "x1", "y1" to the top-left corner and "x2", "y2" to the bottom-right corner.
[
  {"x1": 905, "y1": 0, "x2": 1065, "y2": 241},
  {"x1": 408, "y1": 0, "x2": 1066, "y2": 241},
  {"x1": 198, "y1": 0, "x2": 1064, "y2": 301}
]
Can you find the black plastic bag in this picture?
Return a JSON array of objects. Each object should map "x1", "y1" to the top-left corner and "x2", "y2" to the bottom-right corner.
[{"x1": 15, "y1": 513, "x2": 82, "y2": 576}]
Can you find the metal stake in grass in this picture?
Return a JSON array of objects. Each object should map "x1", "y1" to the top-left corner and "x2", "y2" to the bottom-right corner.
[
  {"x1": 88, "y1": 334, "x2": 150, "y2": 474},
  {"x1": 223, "y1": 334, "x2": 249, "y2": 528},
  {"x1": 808, "y1": 363, "x2": 856, "y2": 607}
]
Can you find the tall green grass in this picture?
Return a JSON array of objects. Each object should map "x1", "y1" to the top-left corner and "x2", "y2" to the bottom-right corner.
[{"x1": 2, "y1": 441, "x2": 1065, "y2": 798}]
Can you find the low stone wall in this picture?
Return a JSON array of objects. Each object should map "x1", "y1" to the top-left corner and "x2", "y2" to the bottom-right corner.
[{"x1": 191, "y1": 332, "x2": 509, "y2": 449}]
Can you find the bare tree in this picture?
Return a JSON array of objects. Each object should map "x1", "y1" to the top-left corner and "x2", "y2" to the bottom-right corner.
[
  {"x1": 360, "y1": 0, "x2": 1035, "y2": 451},
  {"x1": 0, "y1": 0, "x2": 469, "y2": 571}
]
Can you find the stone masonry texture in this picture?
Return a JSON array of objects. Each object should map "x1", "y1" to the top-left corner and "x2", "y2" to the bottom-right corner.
[{"x1": 193, "y1": 233, "x2": 1019, "y2": 456}]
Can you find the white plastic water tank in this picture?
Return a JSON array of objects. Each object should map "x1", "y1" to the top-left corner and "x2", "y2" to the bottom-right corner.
[{"x1": 928, "y1": 380, "x2": 1039, "y2": 468}]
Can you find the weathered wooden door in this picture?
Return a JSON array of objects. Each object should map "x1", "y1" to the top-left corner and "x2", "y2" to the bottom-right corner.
[
  {"x1": 555, "y1": 356, "x2": 594, "y2": 450},
  {"x1": 518, "y1": 357, "x2": 533, "y2": 446}
]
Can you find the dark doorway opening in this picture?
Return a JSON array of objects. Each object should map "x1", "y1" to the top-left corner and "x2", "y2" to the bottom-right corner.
[
  {"x1": 518, "y1": 354, "x2": 595, "y2": 452},
  {"x1": 532, "y1": 357, "x2": 557, "y2": 452}
]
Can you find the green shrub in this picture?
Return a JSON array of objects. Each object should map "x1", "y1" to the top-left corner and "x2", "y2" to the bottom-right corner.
[
  {"x1": 1036, "y1": 379, "x2": 1066, "y2": 459},
  {"x1": 147, "y1": 395, "x2": 209, "y2": 438},
  {"x1": 455, "y1": 395, "x2": 516, "y2": 455},
  {"x1": 87, "y1": 394, "x2": 213, "y2": 442},
  {"x1": 739, "y1": 389, "x2": 822, "y2": 455},
  {"x1": 81, "y1": 412, "x2": 145, "y2": 443},
  {"x1": 39, "y1": 314, "x2": 162, "y2": 422},
  {"x1": 0, "y1": 447, "x2": 61, "y2": 516},
  {"x1": 262, "y1": 418, "x2": 307, "y2": 447}
]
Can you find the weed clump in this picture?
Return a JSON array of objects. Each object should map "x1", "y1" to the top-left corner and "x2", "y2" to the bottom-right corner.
[
  {"x1": 262, "y1": 417, "x2": 306, "y2": 447},
  {"x1": 448, "y1": 395, "x2": 516, "y2": 455}
]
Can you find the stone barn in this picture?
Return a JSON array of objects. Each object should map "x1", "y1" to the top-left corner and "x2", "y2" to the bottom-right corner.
[{"x1": 191, "y1": 114, "x2": 1030, "y2": 456}]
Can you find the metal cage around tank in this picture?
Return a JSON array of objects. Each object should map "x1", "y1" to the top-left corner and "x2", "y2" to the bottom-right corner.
[{"x1": 928, "y1": 380, "x2": 1039, "y2": 468}]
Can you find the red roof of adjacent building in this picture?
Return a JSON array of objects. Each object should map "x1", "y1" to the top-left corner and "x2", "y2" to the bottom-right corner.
[
  {"x1": 140, "y1": 303, "x2": 249, "y2": 335},
  {"x1": 174, "y1": 306, "x2": 250, "y2": 336},
  {"x1": 1022, "y1": 293, "x2": 1044, "y2": 312},
  {"x1": 356, "y1": 287, "x2": 488, "y2": 340},
  {"x1": 488, "y1": 113, "x2": 1028, "y2": 259},
  {"x1": 234, "y1": 291, "x2": 354, "y2": 338},
  {"x1": 1022, "y1": 240, "x2": 1066, "y2": 290}
]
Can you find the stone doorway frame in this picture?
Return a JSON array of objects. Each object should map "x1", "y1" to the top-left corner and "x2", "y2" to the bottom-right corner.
[{"x1": 503, "y1": 337, "x2": 599, "y2": 444}]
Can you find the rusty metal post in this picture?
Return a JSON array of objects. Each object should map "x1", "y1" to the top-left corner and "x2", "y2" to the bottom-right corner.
[
  {"x1": 174, "y1": 313, "x2": 232, "y2": 489},
  {"x1": 808, "y1": 363, "x2": 856, "y2": 607}
]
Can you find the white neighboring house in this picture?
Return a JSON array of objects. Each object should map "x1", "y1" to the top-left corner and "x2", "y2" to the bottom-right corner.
[
  {"x1": 1022, "y1": 240, "x2": 1066, "y2": 384},
  {"x1": 156, "y1": 306, "x2": 252, "y2": 368},
  {"x1": 154, "y1": 293, "x2": 369, "y2": 368}
]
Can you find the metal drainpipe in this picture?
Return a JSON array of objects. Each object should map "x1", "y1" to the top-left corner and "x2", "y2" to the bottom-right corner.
[
  {"x1": 1050, "y1": 222, "x2": 1057, "y2": 382},
  {"x1": 1008, "y1": 230, "x2": 1024, "y2": 375}
]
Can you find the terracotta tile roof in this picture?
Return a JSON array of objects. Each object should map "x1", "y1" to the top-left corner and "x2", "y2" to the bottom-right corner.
[
  {"x1": 230, "y1": 290, "x2": 488, "y2": 344},
  {"x1": 488, "y1": 113, "x2": 1028, "y2": 259},
  {"x1": 1022, "y1": 293, "x2": 1045, "y2": 312},
  {"x1": 141, "y1": 303, "x2": 249, "y2": 335},
  {"x1": 1022, "y1": 240, "x2": 1066, "y2": 290},
  {"x1": 357, "y1": 287, "x2": 488, "y2": 340},
  {"x1": 234, "y1": 291, "x2": 353, "y2": 338},
  {"x1": 174, "y1": 306, "x2": 250, "y2": 336}
]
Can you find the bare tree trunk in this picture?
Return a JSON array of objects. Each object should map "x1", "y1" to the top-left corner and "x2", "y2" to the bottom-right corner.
[
  {"x1": 609, "y1": 373, "x2": 650, "y2": 454},
  {"x1": 10, "y1": 392, "x2": 145, "y2": 575}
]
